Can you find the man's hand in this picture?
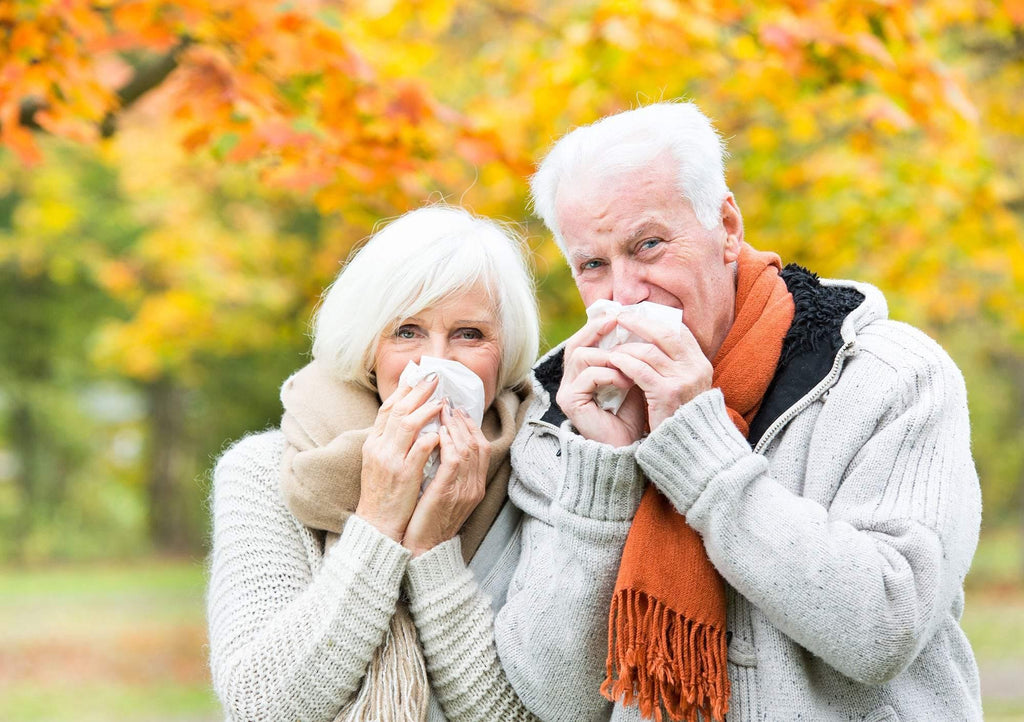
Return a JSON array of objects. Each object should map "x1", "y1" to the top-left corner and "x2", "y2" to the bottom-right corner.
[
  {"x1": 556, "y1": 316, "x2": 648, "y2": 447},
  {"x1": 606, "y1": 310, "x2": 712, "y2": 432}
]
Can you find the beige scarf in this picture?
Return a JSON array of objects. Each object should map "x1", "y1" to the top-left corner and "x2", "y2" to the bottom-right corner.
[{"x1": 279, "y1": 359, "x2": 525, "y2": 721}]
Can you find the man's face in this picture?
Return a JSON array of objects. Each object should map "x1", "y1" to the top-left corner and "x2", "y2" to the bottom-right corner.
[{"x1": 555, "y1": 153, "x2": 742, "y2": 361}]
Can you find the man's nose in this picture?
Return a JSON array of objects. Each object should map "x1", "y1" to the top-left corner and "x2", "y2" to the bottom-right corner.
[{"x1": 610, "y1": 263, "x2": 648, "y2": 306}]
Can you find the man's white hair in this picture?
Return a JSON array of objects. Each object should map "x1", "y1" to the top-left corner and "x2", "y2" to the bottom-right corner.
[
  {"x1": 529, "y1": 101, "x2": 731, "y2": 255},
  {"x1": 312, "y1": 205, "x2": 539, "y2": 393}
]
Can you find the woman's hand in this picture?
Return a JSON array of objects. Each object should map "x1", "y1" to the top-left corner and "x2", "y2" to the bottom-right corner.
[
  {"x1": 403, "y1": 402, "x2": 491, "y2": 557},
  {"x1": 356, "y1": 376, "x2": 444, "y2": 542}
]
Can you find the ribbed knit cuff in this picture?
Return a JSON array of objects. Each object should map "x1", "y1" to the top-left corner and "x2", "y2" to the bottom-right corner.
[
  {"x1": 636, "y1": 389, "x2": 750, "y2": 515},
  {"x1": 329, "y1": 514, "x2": 411, "y2": 593},
  {"x1": 404, "y1": 536, "x2": 468, "y2": 601},
  {"x1": 556, "y1": 423, "x2": 644, "y2": 522}
]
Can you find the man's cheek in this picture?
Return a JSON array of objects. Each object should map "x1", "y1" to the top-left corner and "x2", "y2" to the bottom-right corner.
[{"x1": 576, "y1": 280, "x2": 609, "y2": 306}]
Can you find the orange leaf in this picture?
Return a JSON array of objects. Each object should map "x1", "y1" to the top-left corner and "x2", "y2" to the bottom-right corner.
[{"x1": 0, "y1": 103, "x2": 43, "y2": 165}]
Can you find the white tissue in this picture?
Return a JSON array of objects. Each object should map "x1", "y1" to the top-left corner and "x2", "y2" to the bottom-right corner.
[
  {"x1": 397, "y1": 356, "x2": 485, "y2": 487},
  {"x1": 585, "y1": 300, "x2": 684, "y2": 414}
]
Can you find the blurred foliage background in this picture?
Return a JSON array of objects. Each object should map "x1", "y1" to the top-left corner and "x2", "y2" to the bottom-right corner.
[{"x1": 1, "y1": 0, "x2": 1023, "y2": 718}]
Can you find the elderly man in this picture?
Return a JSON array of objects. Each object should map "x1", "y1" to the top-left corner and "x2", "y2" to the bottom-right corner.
[{"x1": 494, "y1": 102, "x2": 982, "y2": 722}]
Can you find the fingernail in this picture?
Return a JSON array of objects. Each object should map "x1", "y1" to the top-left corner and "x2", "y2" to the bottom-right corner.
[{"x1": 422, "y1": 372, "x2": 439, "y2": 384}]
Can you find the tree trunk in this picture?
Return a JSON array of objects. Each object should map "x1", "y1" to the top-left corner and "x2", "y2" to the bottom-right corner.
[
  {"x1": 145, "y1": 378, "x2": 194, "y2": 553},
  {"x1": 994, "y1": 352, "x2": 1024, "y2": 585},
  {"x1": 8, "y1": 398, "x2": 38, "y2": 560}
]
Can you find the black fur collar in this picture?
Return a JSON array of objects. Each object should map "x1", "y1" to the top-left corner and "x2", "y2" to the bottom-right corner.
[
  {"x1": 536, "y1": 348, "x2": 567, "y2": 426},
  {"x1": 747, "y1": 265, "x2": 863, "y2": 444}
]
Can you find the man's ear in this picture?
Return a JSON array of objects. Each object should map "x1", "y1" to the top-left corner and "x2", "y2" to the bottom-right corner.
[{"x1": 720, "y1": 194, "x2": 743, "y2": 262}]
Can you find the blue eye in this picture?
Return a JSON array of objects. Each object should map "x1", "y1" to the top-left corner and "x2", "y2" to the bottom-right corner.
[
  {"x1": 456, "y1": 328, "x2": 483, "y2": 340},
  {"x1": 580, "y1": 259, "x2": 604, "y2": 272},
  {"x1": 396, "y1": 325, "x2": 417, "y2": 339},
  {"x1": 639, "y1": 238, "x2": 662, "y2": 251}
]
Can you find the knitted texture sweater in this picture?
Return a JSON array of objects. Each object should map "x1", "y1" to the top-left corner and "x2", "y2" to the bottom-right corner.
[
  {"x1": 494, "y1": 277, "x2": 982, "y2": 721},
  {"x1": 206, "y1": 430, "x2": 536, "y2": 721}
]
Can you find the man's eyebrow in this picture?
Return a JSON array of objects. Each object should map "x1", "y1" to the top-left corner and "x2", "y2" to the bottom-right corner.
[
  {"x1": 568, "y1": 248, "x2": 596, "y2": 266},
  {"x1": 624, "y1": 221, "x2": 662, "y2": 246},
  {"x1": 567, "y1": 221, "x2": 665, "y2": 266}
]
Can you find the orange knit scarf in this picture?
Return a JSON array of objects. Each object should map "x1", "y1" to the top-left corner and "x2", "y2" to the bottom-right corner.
[{"x1": 601, "y1": 244, "x2": 795, "y2": 721}]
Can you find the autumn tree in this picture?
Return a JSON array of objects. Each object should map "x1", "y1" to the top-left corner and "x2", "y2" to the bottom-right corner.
[{"x1": 2, "y1": 0, "x2": 1021, "y2": 555}]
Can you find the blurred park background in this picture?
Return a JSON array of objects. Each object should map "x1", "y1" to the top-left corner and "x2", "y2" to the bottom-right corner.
[{"x1": 1, "y1": 0, "x2": 1022, "y2": 719}]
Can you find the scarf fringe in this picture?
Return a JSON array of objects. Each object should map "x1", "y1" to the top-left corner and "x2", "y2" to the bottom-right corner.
[
  {"x1": 601, "y1": 588, "x2": 729, "y2": 722},
  {"x1": 336, "y1": 604, "x2": 429, "y2": 722}
]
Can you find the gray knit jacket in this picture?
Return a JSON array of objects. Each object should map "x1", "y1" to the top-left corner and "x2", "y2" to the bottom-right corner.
[{"x1": 493, "y1": 271, "x2": 983, "y2": 721}]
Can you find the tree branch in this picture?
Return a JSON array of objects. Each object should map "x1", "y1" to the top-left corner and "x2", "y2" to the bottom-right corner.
[
  {"x1": 480, "y1": 2, "x2": 553, "y2": 32},
  {"x1": 101, "y1": 38, "x2": 193, "y2": 137},
  {"x1": 960, "y1": 27, "x2": 1024, "y2": 59},
  {"x1": 15, "y1": 38, "x2": 192, "y2": 138}
]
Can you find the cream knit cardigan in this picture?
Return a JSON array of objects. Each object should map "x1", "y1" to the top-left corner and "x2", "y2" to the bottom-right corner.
[
  {"x1": 207, "y1": 431, "x2": 535, "y2": 721},
  {"x1": 494, "y1": 280, "x2": 983, "y2": 721}
]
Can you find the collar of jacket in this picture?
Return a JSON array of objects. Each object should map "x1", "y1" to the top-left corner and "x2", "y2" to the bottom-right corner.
[{"x1": 532, "y1": 265, "x2": 872, "y2": 445}]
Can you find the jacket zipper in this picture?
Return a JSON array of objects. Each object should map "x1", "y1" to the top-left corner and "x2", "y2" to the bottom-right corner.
[
  {"x1": 753, "y1": 338, "x2": 857, "y2": 455},
  {"x1": 527, "y1": 418, "x2": 560, "y2": 435}
]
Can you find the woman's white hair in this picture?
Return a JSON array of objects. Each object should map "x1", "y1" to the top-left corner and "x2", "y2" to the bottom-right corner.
[
  {"x1": 530, "y1": 101, "x2": 730, "y2": 254},
  {"x1": 312, "y1": 205, "x2": 540, "y2": 394}
]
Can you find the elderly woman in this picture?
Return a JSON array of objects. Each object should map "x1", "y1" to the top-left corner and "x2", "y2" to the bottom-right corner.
[{"x1": 207, "y1": 206, "x2": 540, "y2": 722}]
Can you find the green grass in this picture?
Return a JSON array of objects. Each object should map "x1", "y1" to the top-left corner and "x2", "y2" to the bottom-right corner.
[
  {"x1": 962, "y1": 588, "x2": 1024, "y2": 661},
  {"x1": 0, "y1": 558, "x2": 207, "y2": 596},
  {"x1": 1, "y1": 683, "x2": 218, "y2": 722},
  {"x1": 968, "y1": 523, "x2": 1024, "y2": 589},
  {"x1": 962, "y1": 588, "x2": 1024, "y2": 721},
  {"x1": 0, "y1": 558, "x2": 220, "y2": 722},
  {"x1": 1, "y1": 528, "x2": 1023, "y2": 721}
]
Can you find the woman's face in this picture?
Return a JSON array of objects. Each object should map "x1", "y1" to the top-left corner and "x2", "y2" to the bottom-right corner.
[{"x1": 374, "y1": 285, "x2": 502, "y2": 409}]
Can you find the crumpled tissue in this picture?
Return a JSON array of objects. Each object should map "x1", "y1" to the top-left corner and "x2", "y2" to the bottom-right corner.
[
  {"x1": 398, "y1": 356, "x2": 485, "y2": 487},
  {"x1": 585, "y1": 299, "x2": 684, "y2": 414}
]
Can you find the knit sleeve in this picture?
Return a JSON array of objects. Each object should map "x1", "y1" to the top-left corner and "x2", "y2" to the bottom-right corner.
[
  {"x1": 404, "y1": 537, "x2": 540, "y2": 722},
  {"x1": 636, "y1": 325, "x2": 981, "y2": 685},
  {"x1": 207, "y1": 432, "x2": 410, "y2": 721},
  {"x1": 493, "y1": 421, "x2": 644, "y2": 722}
]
